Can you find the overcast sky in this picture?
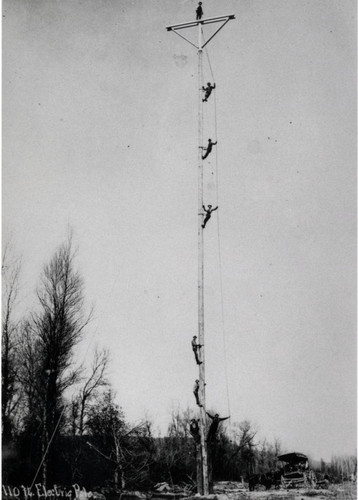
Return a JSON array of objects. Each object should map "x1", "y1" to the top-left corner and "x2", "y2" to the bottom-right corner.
[{"x1": 3, "y1": 0, "x2": 356, "y2": 462}]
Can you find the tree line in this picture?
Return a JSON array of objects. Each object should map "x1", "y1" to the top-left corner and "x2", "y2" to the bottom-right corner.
[{"x1": 2, "y1": 238, "x2": 356, "y2": 493}]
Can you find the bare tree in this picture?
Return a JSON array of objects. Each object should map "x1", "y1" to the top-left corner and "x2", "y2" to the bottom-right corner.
[
  {"x1": 229, "y1": 420, "x2": 257, "y2": 475},
  {"x1": 17, "y1": 321, "x2": 45, "y2": 430},
  {"x1": 30, "y1": 237, "x2": 91, "y2": 486},
  {"x1": 75, "y1": 347, "x2": 109, "y2": 436},
  {"x1": 161, "y1": 407, "x2": 197, "y2": 485},
  {"x1": 168, "y1": 406, "x2": 194, "y2": 439},
  {"x1": 87, "y1": 390, "x2": 127, "y2": 488},
  {"x1": 2, "y1": 243, "x2": 22, "y2": 442},
  {"x1": 86, "y1": 390, "x2": 154, "y2": 490}
]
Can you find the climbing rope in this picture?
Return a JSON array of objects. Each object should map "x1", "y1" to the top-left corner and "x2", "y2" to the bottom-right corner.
[
  {"x1": 202, "y1": 39, "x2": 232, "y2": 430},
  {"x1": 30, "y1": 404, "x2": 66, "y2": 490}
]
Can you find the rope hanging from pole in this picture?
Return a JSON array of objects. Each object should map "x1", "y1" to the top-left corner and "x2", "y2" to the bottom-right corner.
[
  {"x1": 30, "y1": 405, "x2": 66, "y2": 490},
  {"x1": 201, "y1": 39, "x2": 232, "y2": 431}
]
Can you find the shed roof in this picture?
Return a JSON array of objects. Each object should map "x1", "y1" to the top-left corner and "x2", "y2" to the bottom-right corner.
[{"x1": 278, "y1": 452, "x2": 308, "y2": 463}]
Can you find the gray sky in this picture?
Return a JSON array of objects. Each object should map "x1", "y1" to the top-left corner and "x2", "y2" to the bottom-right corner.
[{"x1": 3, "y1": 0, "x2": 356, "y2": 461}]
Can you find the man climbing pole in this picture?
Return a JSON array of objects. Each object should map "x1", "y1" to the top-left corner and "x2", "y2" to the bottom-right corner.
[
  {"x1": 196, "y1": 2, "x2": 203, "y2": 20},
  {"x1": 193, "y1": 379, "x2": 202, "y2": 407},
  {"x1": 206, "y1": 413, "x2": 230, "y2": 443},
  {"x1": 202, "y1": 205, "x2": 218, "y2": 229},
  {"x1": 192, "y1": 336, "x2": 203, "y2": 365},
  {"x1": 200, "y1": 138, "x2": 217, "y2": 159},
  {"x1": 190, "y1": 418, "x2": 201, "y2": 443},
  {"x1": 202, "y1": 82, "x2": 216, "y2": 102}
]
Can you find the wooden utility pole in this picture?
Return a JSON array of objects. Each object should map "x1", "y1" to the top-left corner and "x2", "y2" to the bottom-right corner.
[{"x1": 166, "y1": 10, "x2": 235, "y2": 496}]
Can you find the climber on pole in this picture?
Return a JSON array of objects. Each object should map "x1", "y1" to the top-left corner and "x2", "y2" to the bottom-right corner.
[
  {"x1": 190, "y1": 418, "x2": 201, "y2": 443},
  {"x1": 202, "y1": 82, "x2": 216, "y2": 102},
  {"x1": 202, "y1": 205, "x2": 218, "y2": 229},
  {"x1": 193, "y1": 379, "x2": 202, "y2": 407},
  {"x1": 206, "y1": 413, "x2": 230, "y2": 443},
  {"x1": 196, "y1": 2, "x2": 203, "y2": 20},
  {"x1": 200, "y1": 138, "x2": 217, "y2": 159},
  {"x1": 192, "y1": 336, "x2": 203, "y2": 365}
]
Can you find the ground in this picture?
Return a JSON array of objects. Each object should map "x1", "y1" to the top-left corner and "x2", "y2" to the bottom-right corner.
[{"x1": 232, "y1": 484, "x2": 356, "y2": 500}]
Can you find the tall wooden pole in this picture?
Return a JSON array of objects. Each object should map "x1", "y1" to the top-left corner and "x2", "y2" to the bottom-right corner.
[
  {"x1": 197, "y1": 22, "x2": 209, "y2": 497},
  {"x1": 166, "y1": 12, "x2": 235, "y2": 496}
]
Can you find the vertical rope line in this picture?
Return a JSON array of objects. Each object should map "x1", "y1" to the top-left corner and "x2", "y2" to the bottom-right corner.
[
  {"x1": 203, "y1": 44, "x2": 232, "y2": 429},
  {"x1": 200, "y1": 27, "x2": 206, "y2": 145},
  {"x1": 30, "y1": 405, "x2": 66, "y2": 490}
]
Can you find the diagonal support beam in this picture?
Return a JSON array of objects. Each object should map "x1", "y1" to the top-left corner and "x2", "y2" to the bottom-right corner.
[
  {"x1": 171, "y1": 29, "x2": 198, "y2": 49},
  {"x1": 166, "y1": 14, "x2": 235, "y2": 32},
  {"x1": 202, "y1": 17, "x2": 231, "y2": 48}
]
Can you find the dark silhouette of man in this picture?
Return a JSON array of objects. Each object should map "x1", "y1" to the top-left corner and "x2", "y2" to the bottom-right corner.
[
  {"x1": 190, "y1": 418, "x2": 200, "y2": 443},
  {"x1": 193, "y1": 379, "x2": 202, "y2": 407},
  {"x1": 202, "y1": 205, "x2": 218, "y2": 229},
  {"x1": 201, "y1": 138, "x2": 217, "y2": 159},
  {"x1": 206, "y1": 412, "x2": 230, "y2": 442},
  {"x1": 191, "y1": 336, "x2": 203, "y2": 365},
  {"x1": 202, "y1": 82, "x2": 216, "y2": 102},
  {"x1": 196, "y1": 2, "x2": 203, "y2": 20}
]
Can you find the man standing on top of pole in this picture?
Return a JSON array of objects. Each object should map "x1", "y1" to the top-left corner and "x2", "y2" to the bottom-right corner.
[{"x1": 196, "y1": 2, "x2": 203, "y2": 20}]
